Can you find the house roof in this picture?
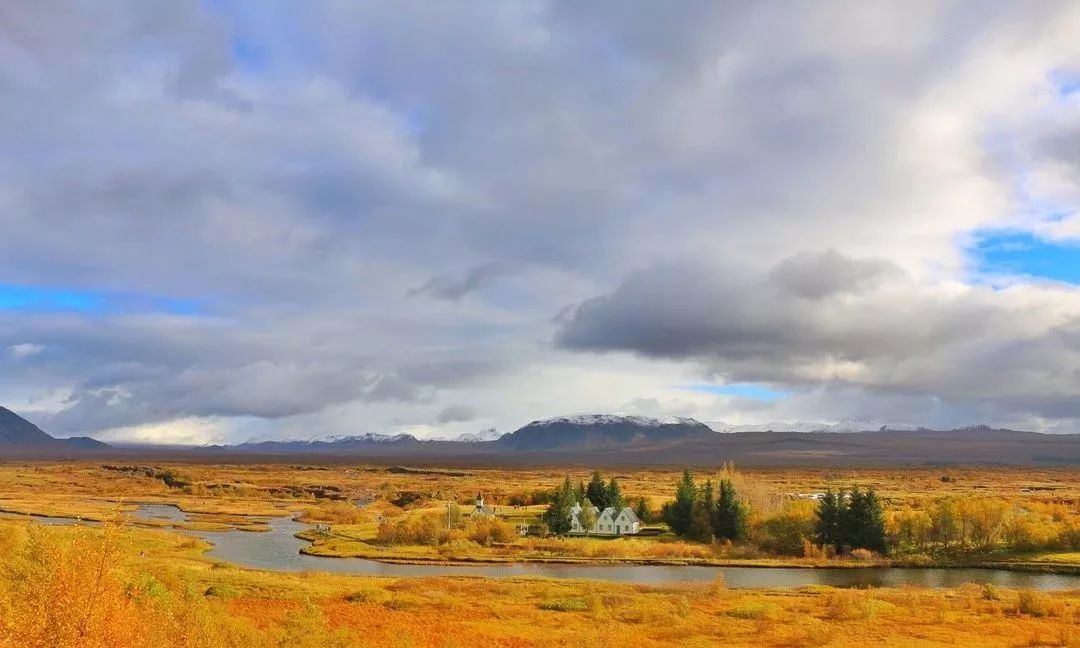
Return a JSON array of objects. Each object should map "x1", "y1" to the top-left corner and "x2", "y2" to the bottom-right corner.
[{"x1": 599, "y1": 506, "x2": 639, "y2": 524}]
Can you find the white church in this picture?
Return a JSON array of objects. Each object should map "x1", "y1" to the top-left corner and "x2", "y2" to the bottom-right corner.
[{"x1": 569, "y1": 502, "x2": 640, "y2": 536}]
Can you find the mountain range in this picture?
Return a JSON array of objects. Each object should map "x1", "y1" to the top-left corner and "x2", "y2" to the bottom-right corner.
[{"x1": 2, "y1": 408, "x2": 1078, "y2": 466}]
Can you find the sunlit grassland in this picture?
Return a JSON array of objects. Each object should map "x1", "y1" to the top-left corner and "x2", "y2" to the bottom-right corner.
[
  {"x1": 1, "y1": 517, "x2": 1079, "y2": 647},
  {"x1": 0, "y1": 462, "x2": 1077, "y2": 568}
]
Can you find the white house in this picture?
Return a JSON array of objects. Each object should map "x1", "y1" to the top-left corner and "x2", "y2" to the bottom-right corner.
[{"x1": 569, "y1": 503, "x2": 639, "y2": 536}]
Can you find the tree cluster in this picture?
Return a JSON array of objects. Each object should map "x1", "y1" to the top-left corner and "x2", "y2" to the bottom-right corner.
[
  {"x1": 584, "y1": 471, "x2": 627, "y2": 511},
  {"x1": 543, "y1": 472, "x2": 631, "y2": 535},
  {"x1": 663, "y1": 471, "x2": 747, "y2": 543},
  {"x1": 814, "y1": 487, "x2": 887, "y2": 554}
]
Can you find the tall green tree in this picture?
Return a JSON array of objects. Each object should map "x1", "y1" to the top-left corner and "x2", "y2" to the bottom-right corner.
[
  {"x1": 859, "y1": 488, "x2": 887, "y2": 554},
  {"x1": 839, "y1": 487, "x2": 865, "y2": 553},
  {"x1": 687, "y1": 480, "x2": 716, "y2": 543},
  {"x1": 817, "y1": 486, "x2": 888, "y2": 554},
  {"x1": 634, "y1": 497, "x2": 652, "y2": 524},
  {"x1": 606, "y1": 477, "x2": 626, "y2": 511},
  {"x1": 714, "y1": 479, "x2": 747, "y2": 542},
  {"x1": 586, "y1": 471, "x2": 607, "y2": 509},
  {"x1": 576, "y1": 500, "x2": 598, "y2": 535},
  {"x1": 543, "y1": 477, "x2": 576, "y2": 535},
  {"x1": 814, "y1": 489, "x2": 843, "y2": 549},
  {"x1": 666, "y1": 470, "x2": 697, "y2": 536}
]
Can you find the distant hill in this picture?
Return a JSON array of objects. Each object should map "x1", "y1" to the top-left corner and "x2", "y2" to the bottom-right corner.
[
  {"x1": 60, "y1": 436, "x2": 112, "y2": 450},
  {"x1": 3, "y1": 406, "x2": 1077, "y2": 465},
  {"x1": 191, "y1": 417, "x2": 1080, "y2": 466},
  {"x1": 0, "y1": 406, "x2": 56, "y2": 446},
  {"x1": 0, "y1": 406, "x2": 110, "y2": 453},
  {"x1": 498, "y1": 414, "x2": 714, "y2": 451},
  {"x1": 230, "y1": 433, "x2": 420, "y2": 453}
]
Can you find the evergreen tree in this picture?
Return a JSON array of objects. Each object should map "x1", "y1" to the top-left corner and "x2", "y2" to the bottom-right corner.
[
  {"x1": 686, "y1": 480, "x2": 713, "y2": 543},
  {"x1": 606, "y1": 477, "x2": 626, "y2": 511},
  {"x1": 543, "y1": 476, "x2": 576, "y2": 535},
  {"x1": 586, "y1": 471, "x2": 607, "y2": 509},
  {"x1": 814, "y1": 489, "x2": 842, "y2": 549},
  {"x1": 714, "y1": 479, "x2": 747, "y2": 542},
  {"x1": 688, "y1": 496, "x2": 714, "y2": 542},
  {"x1": 860, "y1": 488, "x2": 887, "y2": 554},
  {"x1": 634, "y1": 497, "x2": 652, "y2": 524},
  {"x1": 701, "y1": 479, "x2": 716, "y2": 533},
  {"x1": 575, "y1": 481, "x2": 587, "y2": 505},
  {"x1": 841, "y1": 487, "x2": 865, "y2": 552},
  {"x1": 666, "y1": 470, "x2": 697, "y2": 536}
]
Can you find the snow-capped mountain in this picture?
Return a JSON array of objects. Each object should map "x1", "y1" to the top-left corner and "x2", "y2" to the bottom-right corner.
[
  {"x1": 453, "y1": 427, "x2": 506, "y2": 442},
  {"x1": 529, "y1": 414, "x2": 701, "y2": 427},
  {"x1": 705, "y1": 420, "x2": 826, "y2": 433},
  {"x1": 236, "y1": 432, "x2": 418, "y2": 450},
  {"x1": 501, "y1": 414, "x2": 712, "y2": 451},
  {"x1": 705, "y1": 418, "x2": 917, "y2": 433},
  {"x1": 822, "y1": 418, "x2": 917, "y2": 433}
]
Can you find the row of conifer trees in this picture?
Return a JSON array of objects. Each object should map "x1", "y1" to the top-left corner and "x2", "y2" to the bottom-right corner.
[
  {"x1": 662, "y1": 471, "x2": 747, "y2": 543},
  {"x1": 541, "y1": 469, "x2": 888, "y2": 554},
  {"x1": 813, "y1": 487, "x2": 888, "y2": 554},
  {"x1": 543, "y1": 472, "x2": 647, "y2": 535}
]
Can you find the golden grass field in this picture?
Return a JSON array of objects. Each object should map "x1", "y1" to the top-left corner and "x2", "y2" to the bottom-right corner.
[
  {"x1": 0, "y1": 461, "x2": 1078, "y2": 646},
  {"x1": 0, "y1": 461, "x2": 1076, "y2": 567}
]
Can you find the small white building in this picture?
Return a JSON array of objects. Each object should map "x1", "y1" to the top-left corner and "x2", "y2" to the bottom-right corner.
[
  {"x1": 569, "y1": 503, "x2": 639, "y2": 536},
  {"x1": 472, "y1": 491, "x2": 496, "y2": 517}
]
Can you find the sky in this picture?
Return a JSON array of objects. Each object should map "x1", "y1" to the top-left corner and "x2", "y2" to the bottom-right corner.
[{"x1": 2, "y1": 2, "x2": 1080, "y2": 444}]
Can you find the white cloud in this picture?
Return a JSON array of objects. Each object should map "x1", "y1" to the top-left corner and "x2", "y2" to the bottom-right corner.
[
  {"x1": 2, "y1": 2, "x2": 1080, "y2": 440},
  {"x1": 7, "y1": 343, "x2": 44, "y2": 360}
]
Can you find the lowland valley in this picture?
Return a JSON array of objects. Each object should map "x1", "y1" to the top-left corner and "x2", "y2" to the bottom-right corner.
[{"x1": 1, "y1": 459, "x2": 1079, "y2": 647}]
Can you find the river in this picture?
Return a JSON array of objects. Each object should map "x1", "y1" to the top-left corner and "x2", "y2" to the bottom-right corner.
[{"x1": 23, "y1": 505, "x2": 1080, "y2": 590}]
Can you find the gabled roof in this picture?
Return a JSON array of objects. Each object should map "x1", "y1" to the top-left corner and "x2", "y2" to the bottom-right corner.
[{"x1": 599, "y1": 506, "x2": 639, "y2": 523}]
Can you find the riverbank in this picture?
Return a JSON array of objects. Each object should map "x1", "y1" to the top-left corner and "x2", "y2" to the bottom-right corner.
[
  {"x1": 294, "y1": 527, "x2": 1080, "y2": 575},
  {"x1": 4, "y1": 516, "x2": 1080, "y2": 648}
]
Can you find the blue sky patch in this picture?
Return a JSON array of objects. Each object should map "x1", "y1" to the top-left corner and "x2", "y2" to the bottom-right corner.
[
  {"x1": 1051, "y1": 69, "x2": 1080, "y2": 99},
  {"x1": 0, "y1": 284, "x2": 201, "y2": 315},
  {"x1": 972, "y1": 231, "x2": 1080, "y2": 285},
  {"x1": 676, "y1": 383, "x2": 788, "y2": 401}
]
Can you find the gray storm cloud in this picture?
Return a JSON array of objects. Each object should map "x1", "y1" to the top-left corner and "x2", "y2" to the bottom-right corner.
[
  {"x1": 1, "y1": 2, "x2": 1080, "y2": 441},
  {"x1": 557, "y1": 251, "x2": 1080, "y2": 420}
]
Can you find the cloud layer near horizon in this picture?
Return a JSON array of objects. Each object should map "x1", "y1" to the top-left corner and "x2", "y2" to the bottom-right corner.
[{"x1": 2, "y1": 2, "x2": 1080, "y2": 442}]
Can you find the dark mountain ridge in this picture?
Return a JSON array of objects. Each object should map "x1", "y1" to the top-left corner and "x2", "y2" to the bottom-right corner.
[
  {"x1": 0, "y1": 406, "x2": 56, "y2": 446},
  {"x1": 0, "y1": 406, "x2": 111, "y2": 453},
  {"x1": 1, "y1": 408, "x2": 1077, "y2": 466}
]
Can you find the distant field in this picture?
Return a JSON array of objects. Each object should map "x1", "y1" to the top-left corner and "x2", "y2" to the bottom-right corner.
[
  {"x1": 0, "y1": 460, "x2": 1078, "y2": 646},
  {"x1": 0, "y1": 461, "x2": 1076, "y2": 568}
]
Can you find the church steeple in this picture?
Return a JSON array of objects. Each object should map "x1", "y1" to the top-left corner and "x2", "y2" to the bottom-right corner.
[{"x1": 475, "y1": 491, "x2": 484, "y2": 508}]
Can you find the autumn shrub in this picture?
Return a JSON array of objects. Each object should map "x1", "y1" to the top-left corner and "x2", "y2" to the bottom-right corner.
[
  {"x1": 753, "y1": 501, "x2": 816, "y2": 555},
  {"x1": 0, "y1": 523, "x2": 267, "y2": 648},
  {"x1": 822, "y1": 590, "x2": 875, "y2": 621},
  {"x1": 848, "y1": 548, "x2": 877, "y2": 562},
  {"x1": 299, "y1": 501, "x2": 367, "y2": 526},
  {"x1": 981, "y1": 583, "x2": 1003, "y2": 601},
  {"x1": 464, "y1": 517, "x2": 515, "y2": 545},
  {"x1": 539, "y1": 597, "x2": 592, "y2": 612},
  {"x1": 1016, "y1": 590, "x2": 1053, "y2": 617},
  {"x1": 726, "y1": 601, "x2": 781, "y2": 620},
  {"x1": 375, "y1": 513, "x2": 449, "y2": 546}
]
